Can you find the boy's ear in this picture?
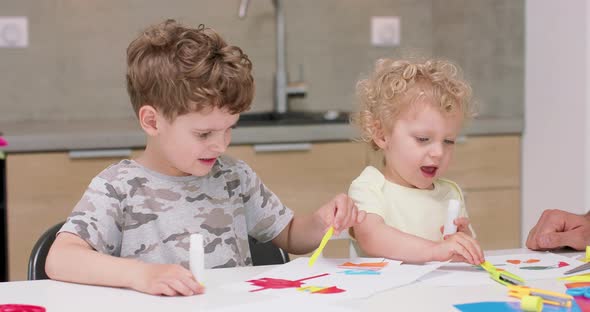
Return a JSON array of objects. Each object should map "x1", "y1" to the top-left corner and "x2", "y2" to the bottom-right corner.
[{"x1": 138, "y1": 105, "x2": 160, "y2": 136}]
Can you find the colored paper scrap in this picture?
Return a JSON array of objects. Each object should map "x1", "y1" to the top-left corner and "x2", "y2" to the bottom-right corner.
[
  {"x1": 560, "y1": 273, "x2": 590, "y2": 283},
  {"x1": 308, "y1": 227, "x2": 334, "y2": 267},
  {"x1": 454, "y1": 301, "x2": 579, "y2": 312}
]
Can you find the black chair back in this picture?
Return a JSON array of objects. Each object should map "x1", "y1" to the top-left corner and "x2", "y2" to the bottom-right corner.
[
  {"x1": 28, "y1": 221, "x2": 64, "y2": 280},
  {"x1": 248, "y1": 236, "x2": 290, "y2": 266},
  {"x1": 28, "y1": 222, "x2": 289, "y2": 280}
]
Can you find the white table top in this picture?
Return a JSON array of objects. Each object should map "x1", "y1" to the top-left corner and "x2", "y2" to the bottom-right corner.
[{"x1": 0, "y1": 249, "x2": 583, "y2": 312}]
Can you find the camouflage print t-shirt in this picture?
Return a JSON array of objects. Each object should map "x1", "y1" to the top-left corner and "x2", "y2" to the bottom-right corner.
[{"x1": 58, "y1": 156, "x2": 294, "y2": 269}]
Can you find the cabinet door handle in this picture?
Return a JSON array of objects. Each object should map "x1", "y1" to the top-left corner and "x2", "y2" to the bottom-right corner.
[
  {"x1": 253, "y1": 143, "x2": 312, "y2": 153},
  {"x1": 68, "y1": 149, "x2": 132, "y2": 159}
]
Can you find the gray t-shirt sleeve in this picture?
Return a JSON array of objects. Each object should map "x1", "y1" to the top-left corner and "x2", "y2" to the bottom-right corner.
[
  {"x1": 238, "y1": 161, "x2": 294, "y2": 243},
  {"x1": 59, "y1": 172, "x2": 125, "y2": 256}
]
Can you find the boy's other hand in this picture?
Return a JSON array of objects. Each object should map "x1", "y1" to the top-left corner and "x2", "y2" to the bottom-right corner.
[
  {"x1": 132, "y1": 263, "x2": 205, "y2": 296},
  {"x1": 315, "y1": 194, "x2": 366, "y2": 236},
  {"x1": 432, "y1": 232, "x2": 484, "y2": 265}
]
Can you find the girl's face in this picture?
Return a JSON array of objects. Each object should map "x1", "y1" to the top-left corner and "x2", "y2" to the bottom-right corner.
[{"x1": 376, "y1": 101, "x2": 464, "y2": 189}]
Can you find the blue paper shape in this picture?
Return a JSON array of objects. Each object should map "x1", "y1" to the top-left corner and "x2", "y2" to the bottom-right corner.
[
  {"x1": 338, "y1": 269, "x2": 380, "y2": 275},
  {"x1": 453, "y1": 301, "x2": 581, "y2": 312}
]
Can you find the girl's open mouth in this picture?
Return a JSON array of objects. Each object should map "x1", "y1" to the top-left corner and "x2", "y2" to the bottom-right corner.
[{"x1": 420, "y1": 166, "x2": 438, "y2": 177}]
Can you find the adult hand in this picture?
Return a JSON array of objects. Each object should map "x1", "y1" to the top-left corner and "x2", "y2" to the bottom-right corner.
[{"x1": 526, "y1": 209, "x2": 590, "y2": 250}]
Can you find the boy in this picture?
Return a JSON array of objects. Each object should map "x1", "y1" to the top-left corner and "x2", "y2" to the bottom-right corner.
[{"x1": 45, "y1": 19, "x2": 365, "y2": 296}]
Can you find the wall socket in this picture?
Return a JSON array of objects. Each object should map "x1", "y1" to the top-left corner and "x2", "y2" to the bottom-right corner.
[
  {"x1": 0, "y1": 17, "x2": 28, "y2": 48},
  {"x1": 371, "y1": 16, "x2": 400, "y2": 47}
]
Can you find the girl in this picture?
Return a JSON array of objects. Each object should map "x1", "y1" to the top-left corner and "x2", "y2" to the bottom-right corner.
[{"x1": 349, "y1": 58, "x2": 483, "y2": 265}]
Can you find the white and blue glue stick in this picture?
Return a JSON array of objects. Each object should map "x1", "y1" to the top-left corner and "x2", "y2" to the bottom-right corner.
[
  {"x1": 190, "y1": 233, "x2": 205, "y2": 285},
  {"x1": 443, "y1": 199, "x2": 461, "y2": 236}
]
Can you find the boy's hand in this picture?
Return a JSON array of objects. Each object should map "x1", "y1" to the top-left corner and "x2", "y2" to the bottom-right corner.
[
  {"x1": 315, "y1": 194, "x2": 366, "y2": 236},
  {"x1": 440, "y1": 217, "x2": 474, "y2": 237},
  {"x1": 432, "y1": 232, "x2": 484, "y2": 265},
  {"x1": 132, "y1": 263, "x2": 205, "y2": 296}
]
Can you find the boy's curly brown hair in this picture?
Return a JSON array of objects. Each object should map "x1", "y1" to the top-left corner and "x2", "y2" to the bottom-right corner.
[
  {"x1": 126, "y1": 19, "x2": 254, "y2": 120},
  {"x1": 352, "y1": 58, "x2": 475, "y2": 150}
]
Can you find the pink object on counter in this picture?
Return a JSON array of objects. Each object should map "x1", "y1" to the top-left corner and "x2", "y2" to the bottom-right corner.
[
  {"x1": 0, "y1": 304, "x2": 46, "y2": 312},
  {"x1": 0, "y1": 136, "x2": 7, "y2": 147}
]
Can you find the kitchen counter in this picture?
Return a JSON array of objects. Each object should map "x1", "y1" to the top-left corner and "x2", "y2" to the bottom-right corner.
[{"x1": 0, "y1": 117, "x2": 523, "y2": 153}]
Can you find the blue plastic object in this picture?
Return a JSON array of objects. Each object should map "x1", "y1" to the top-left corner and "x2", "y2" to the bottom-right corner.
[{"x1": 566, "y1": 286, "x2": 590, "y2": 299}]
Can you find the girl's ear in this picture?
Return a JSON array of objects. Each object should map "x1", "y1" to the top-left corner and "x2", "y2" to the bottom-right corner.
[
  {"x1": 372, "y1": 120, "x2": 388, "y2": 149},
  {"x1": 138, "y1": 105, "x2": 160, "y2": 136}
]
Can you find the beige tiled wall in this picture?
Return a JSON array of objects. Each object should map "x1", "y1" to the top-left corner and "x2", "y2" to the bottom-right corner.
[{"x1": 0, "y1": 0, "x2": 523, "y2": 122}]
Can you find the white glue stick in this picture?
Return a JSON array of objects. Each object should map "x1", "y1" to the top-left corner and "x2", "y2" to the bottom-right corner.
[
  {"x1": 190, "y1": 233, "x2": 205, "y2": 285},
  {"x1": 443, "y1": 199, "x2": 461, "y2": 236}
]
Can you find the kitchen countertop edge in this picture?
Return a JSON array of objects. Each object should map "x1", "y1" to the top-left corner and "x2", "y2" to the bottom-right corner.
[{"x1": 1, "y1": 118, "x2": 523, "y2": 153}]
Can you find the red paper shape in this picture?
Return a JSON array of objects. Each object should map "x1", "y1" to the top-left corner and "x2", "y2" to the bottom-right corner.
[
  {"x1": 558, "y1": 261, "x2": 570, "y2": 268},
  {"x1": 247, "y1": 273, "x2": 329, "y2": 292}
]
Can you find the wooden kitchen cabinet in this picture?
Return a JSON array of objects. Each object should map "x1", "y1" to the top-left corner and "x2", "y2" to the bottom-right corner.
[
  {"x1": 6, "y1": 142, "x2": 366, "y2": 280},
  {"x1": 6, "y1": 151, "x2": 140, "y2": 281},
  {"x1": 227, "y1": 142, "x2": 366, "y2": 215},
  {"x1": 5, "y1": 137, "x2": 520, "y2": 281},
  {"x1": 367, "y1": 135, "x2": 521, "y2": 250},
  {"x1": 226, "y1": 141, "x2": 366, "y2": 258},
  {"x1": 462, "y1": 188, "x2": 520, "y2": 250}
]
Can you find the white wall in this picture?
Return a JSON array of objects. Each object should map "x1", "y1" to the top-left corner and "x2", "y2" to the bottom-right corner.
[{"x1": 522, "y1": 0, "x2": 588, "y2": 245}]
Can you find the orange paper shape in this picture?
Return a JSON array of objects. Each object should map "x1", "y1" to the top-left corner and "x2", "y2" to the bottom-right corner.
[
  {"x1": 524, "y1": 259, "x2": 540, "y2": 264},
  {"x1": 338, "y1": 261, "x2": 388, "y2": 271},
  {"x1": 506, "y1": 259, "x2": 521, "y2": 265}
]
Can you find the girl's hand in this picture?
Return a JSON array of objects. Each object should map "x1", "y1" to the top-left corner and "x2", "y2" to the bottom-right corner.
[
  {"x1": 314, "y1": 193, "x2": 366, "y2": 236},
  {"x1": 440, "y1": 217, "x2": 474, "y2": 238},
  {"x1": 454, "y1": 217, "x2": 473, "y2": 237},
  {"x1": 432, "y1": 232, "x2": 484, "y2": 265}
]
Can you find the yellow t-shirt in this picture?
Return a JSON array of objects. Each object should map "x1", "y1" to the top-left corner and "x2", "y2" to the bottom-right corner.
[{"x1": 348, "y1": 166, "x2": 473, "y2": 241}]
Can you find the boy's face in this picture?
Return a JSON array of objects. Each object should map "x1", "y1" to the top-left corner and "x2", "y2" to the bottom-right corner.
[
  {"x1": 154, "y1": 107, "x2": 239, "y2": 177},
  {"x1": 377, "y1": 101, "x2": 463, "y2": 189}
]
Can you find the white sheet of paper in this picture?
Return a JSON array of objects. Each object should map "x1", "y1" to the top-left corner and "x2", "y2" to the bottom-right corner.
[
  {"x1": 208, "y1": 297, "x2": 360, "y2": 312},
  {"x1": 419, "y1": 252, "x2": 584, "y2": 287},
  {"x1": 226, "y1": 257, "x2": 443, "y2": 300}
]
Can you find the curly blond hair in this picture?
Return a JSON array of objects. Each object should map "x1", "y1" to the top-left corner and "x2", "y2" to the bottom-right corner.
[
  {"x1": 126, "y1": 19, "x2": 254, "y2": 120},
  {"x1": 352, "y1": 58, "x2": 474, "y2": 150}
]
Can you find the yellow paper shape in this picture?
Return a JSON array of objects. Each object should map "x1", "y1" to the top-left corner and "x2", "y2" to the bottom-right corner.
[
  {"x1": 559, "y1": 273, "x2": 590, "y2": 282},
  {"x1": 308, "y1": 227, "x2": 334, "y2": 267},
  {"x1": 297, "y1": 286, "x2": 325, "y2": 293}
]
